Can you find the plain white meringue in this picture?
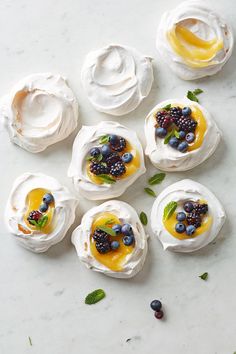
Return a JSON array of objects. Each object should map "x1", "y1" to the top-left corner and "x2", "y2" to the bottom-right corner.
[
  {"x1": 72, "y1": 200, "x2": 148, "y2": 278},
  {"x1": 145, "y1": 98, "x2": 221, "y2": 171},
  {"x1": 151, "y1": 179, "x2": 226, "y2": 253},
  {"x1": 81, "y1": 44, "x2": 153, "y2": 116},
  {"x1": 156, "y1": 0, "x2": 234, "y2": 80},
  {"x1": 0, "y1": 73, "x2": 78, "y2": 153},
  {"x1": 5, "y1": 173, "x2": 78, "y2": 253},
  {"x1": 68, "y1": 121, "x2": 146, "y2": 200}
]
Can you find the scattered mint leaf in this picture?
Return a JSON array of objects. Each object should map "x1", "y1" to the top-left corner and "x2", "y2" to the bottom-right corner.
[
  {"x1": 187, "y1": 90, "x2": 199, "y2": 103},
  {"x1": 97, "y1": 174, "x2": 116, "y2": 184},
  {"x1": 199, "y1": 272, "x2": 208, "y2": 281},
  {"x1": 164, "y1": 129, "x2": 174, "y2": 144},
  {"x1": 99, "y1": 135, "x2": 110, "y2": 144},
  {"x1": 85, "y1": 289, "x2": 106, "y2": 305},
  {"x1": 174, "y1": 130, "x2": 180, "y2": 139},
  {"x1": 163, "y1": 201, "x2": 177, "y2": 221},
  {"x1": 193, "y1": 88, "x2": 203, "y2": 95},
  {"x1": 144, "y1": 187, "x2": 156, "y2": 197},
  {"x1": 126, "y1": 338, "x2": 131, "y2": 343},
  {"x1": 148, "y1": 173, "x2": 166, "y2": 185},
  {"x1": 139, "y1": 211, "x2": 148, "y2": 226},
  {"x1": 97, "y1": 225, "x2": 116, "y2": 236},
  {"x1": 162, "y1": 103, "x2": 171, "y2": 111},
  {"x1": 28, "y1": 336, "x2": 32, "y2": 346}
]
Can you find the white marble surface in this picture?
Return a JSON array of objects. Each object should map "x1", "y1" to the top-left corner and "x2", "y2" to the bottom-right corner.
[{"x1": 0, "y1": 0, "x2": 235, "y2": 353}]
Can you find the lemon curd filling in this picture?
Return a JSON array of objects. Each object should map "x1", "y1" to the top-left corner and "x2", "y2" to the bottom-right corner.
[
  {"x1": 19, "y1": 188, "x2": 55, "y2": 234},
  {"x1": 167, "y1": 24, "x2": 223, "y2": 68},
  {"x1": 90, "y1": 212, "x2": 134, "y2": 271}
]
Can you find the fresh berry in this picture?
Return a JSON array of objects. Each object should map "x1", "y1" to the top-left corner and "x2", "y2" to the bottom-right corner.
[
  {"x1": 179, "y1": 130, "x2": 186, "y2": 139},
  {"x1": 122, "y1": 152, "x2": 133, "y2": 163},
  {"x1": 39, "y1": 203, "x2": 48, "y2": 213},
  {"x1": 92, "y1": 228, "x2": 110, "y2": 242},
  {"x1": 182, "y1": 106, "x2": 192, "y2": 117},
  {"x1": 183, "y1": 201, "x2": 194, "y2": 213},
  {"x1": 101, "y1": 144, "x2": 111, "y2": 156},
  {"x1": 154, "y1": 310, "x2": 164, "y2": 319},
  {"x1": 186, "y1": 225, "x2": 196, "y2": 236},
  {"x1": 123, "y1": 235, "x2": 134, "y2": 246},
  {"x1": 121, "y1": 223, "x2": 133, "y2": 236},
  {"x1": 105, "y1": 152, "x2": 122, "y2": 167},
  {"x1": 110, "y1": 161, "x2": 126, "y2": 177},
  {"x1": 112, "y1": 224, "x2": 122, "y2": 234},
  {"x1": 156, "y1": 111, "x2": 172, "y2": 129},
  {"x1": 27, "y1": 210, "x2": 42, "y2": 224},
  {"x1": 177, "y1": 141, "x2": 188, "y2": 153},
  {"x1": 175, "y1": 223, "x2": 186, "y2": 233},
  {"x1": 43, "y1": 193, "x2": 54, "y2": 204},
  {"x1": 156, "y1": 127, "x2": 167, "y2": 138},
  {"x1": 109, "y1": 136, "x2": 126, "y2": 152},
  {"x1": 170, "y1": 106, "x2": 182, "y2": 124},
  {"x1": 90, "y1": 161, "x2": 109, "y2": 175},
  {"x1": 150, "y1": 300, "x2": 162, "y2": 312},
  {"x1": 111, "y1": 240, "x2": 120, "y2": 250},
  {"x1": 186, "y1": 212, "x2": 201, "y2": 228},
  {"x1": 90, "y1": 147, "x2": 100, "y2": 157},
  {"x1": 168, "y1": 136, "x2": 179, "y2": 149},
  {"x1": 176, "y1": 116, "x2": 197, "y2": 133},
  {"x1": 186, "y1": 132, "x2": 195, "y2": 143},
  {"x1": 109, "y1": 135, "x2": 118, "y2": 144},
  {"x1": 176, "y1": 212, "x2": 186, "y2": 222},
  {"x1": 193, "y1": 203, "x2": 208, "y2": 215},
  {"x1": 95, "y1": 241, "x2": 111, "y2": 254}
]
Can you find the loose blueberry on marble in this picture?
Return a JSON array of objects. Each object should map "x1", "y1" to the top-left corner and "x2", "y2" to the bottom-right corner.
[
  {"x1": 182, "y1": 107, "x2": 192, "y2": 117},
  {"x1": 186, "y1": 132, "x2": 195, "y2": 143},
  {"x1": 122, "y1": 152, "x2": 133, "y2": 163},
  {"x1": 112, "y1": 224, "x2": 122, "y2": 234},
  {"x1": 39, "y1": 203, "x2": 48, "y2": 213},
  {"x1": 90, "y1": 147, "x2": 100, "y2": 157},
  {"x1": 43, "y1": 193, "x2": 54, "y2": 204},
  {"x1": 156, "y1": 127, "x2": 167, "y2": 138},
  {"x1": 150, "y1": 299, "x2": 162, "y2": 312},
  {"x1": 123, "y1": 235, "x2": 134, "y2": 246},
  {"x1": 186, "y1": 225, "x2": 196, "y2": 236},
  {"x1": 183, "y1": 202, "x2": 194, "y2": 213},
  {"x1": 168, "y1": 137, "x2": 179, "y2": 149},
  {"x1": 176, "y1": 212, "x2": 186, "y2": 222},
  {"x1": 101, "y1": 144, "x2": 111, "y2": 156},
  {"x1": 175, "y1": 223, "x2": 186, "y2": 233},
  {"x1": 177, "y1": 141, "x2": 188, "y2": 153},
  {"x1": 121, "y1": 223, "x2": 133, "y2": 236},
  {"x1": 111, "y1": 240, "x2": 120, "y2": 250}
]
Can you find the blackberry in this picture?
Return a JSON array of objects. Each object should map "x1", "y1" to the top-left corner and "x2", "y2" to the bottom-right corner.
[
  {"x1": 27, "y1": 210, "x2": 42, "y2": 224},
  {"x1": 109, "y1": 136, "x2": 126, "y2": 152},
  {"x1": 95, "y1": 241, "x2": 111, "y2": 254},
  {"x1": 186, "y1": 212, "x2": 202, "y2": 228},
  {"x1": 89, "y1": 161, "x2": 109, "y2": 175},
  {"x1": 110, "y1": 161, "x2": 126, "y2": 177},
  {"x1": 194, "y1": 203, "x2": 208, "y2": 215},
  {"x1": 170, "y1": 106, "x2": 182, "y2": 124},
  {"x1": 176, "y1": 116, "x2": 197, "y2": 133},
  {"x1": 105, "y1": 152, "x2": 122, "y2": 167},
  {"x1": 156, "y1": 110, "x2": 172, "y2": 129},
  {"x1": 92, "y1": 228, "x2": 110, "y2": 243}
]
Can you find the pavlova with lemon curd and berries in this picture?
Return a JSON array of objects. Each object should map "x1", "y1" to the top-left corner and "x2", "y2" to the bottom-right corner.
[
  {"x1": 151, "y1": 179, "x2": 226, "y2": 253},
  {"x1": 72, "y1": 200, "x2": 148, "y2": 278},
  {"x1": 5, "y1": 173, "x2": 78, "y2": 253},
  {"x1": 145, "y1": 95, "x2": 221, "y2": 171},
  {"x1": 68, "y1": 121, "x2": 146, "y2": 200},
  {"x1": 0, "y1": 73, "x2": 78, "y2": 153},
  {"x1": 156, "y1": 0, "x2": 233, "y2": 80}
]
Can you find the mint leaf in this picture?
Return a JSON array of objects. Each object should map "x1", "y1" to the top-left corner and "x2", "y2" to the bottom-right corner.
[
  {"x1": 193, "y1": 88, "x2": 203, "y2": 95},
  {"x1": 104, "y1": 218, "x2": 116, "y2": 225},
  {"x1": 86, "y1": 155, "x2": 93, "y2": 161},
  {"x1": 28, "y1": 220, "x2": 38, "y2": 227},
  {"x1": 99, "y1": 135, "x2": 110, "y2": 144},
  {"x1": 144, "y1": 187, "x2": 156, "y2": 197},
  {"x1": 139, "y1": 211, "x2": 148, "y2": 226},
  {"x1": 162, "y1": 103, "x2": 171, "y2": 111},
  {"x1": 28, "y1": 336, "x2": 32, "y2": 346},
  {"x1": 174, "y1": 130, "x2": 180, "y2": 139},
  {"x1": 164, "y1": 129, "x2": 174, "y2": 144},
  {"x1": 97, "y1": 225, "x2": 116, "y2": 236},
  {"x1": 85, "y1": 289, "x2": 106, "y2": 305},
  {"x1": 148, "y1": 173, "x2": 166, "y2": 185},
  {"x1": 97, "y1": 174, "x2": 116, "y2": 184},
  {"x1": 199, "y1": 272, "x2": 208, "y2": 281},
  {"x1": 187, "y1": 90, "x2": 199, "y2": 103},
  {"x1": 38, "y1": 215, "x2": 48, "y2": 228},
  {"x1": 163, "y1": 201, "x2": 177, "y2": 221}
]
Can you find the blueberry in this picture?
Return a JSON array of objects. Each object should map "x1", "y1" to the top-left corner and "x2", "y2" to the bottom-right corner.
[
  {"x1": 186, "y1": 225, "x2": 196, "y2": 236},
  {"x1": 176, "y1": 212, "x2": 186, "y2": 222},
  {"x1": 90, "y1": 147, "x2": 100, "y2": 157},
  {"x1": 122, "y1": 152, "x2": 133, "y2": 163},
  {"x1": 182, "y1": 107, "x2": 192, "y2": 117},
  {"x1": 112, "y1": 224, "x2": 122, "y2": 234},
  {"x1": 121, "y1": 223, "x2": 133, "y2": 236},
  {"x1": 183, "y1": 201, "x2": 194, "y2": 213},
  {"x1": 109, "y1": 135, "x2": 118, "y2": 144},
  {"x1": 123, "y1": 235, "x2": 134, "y2": 246},
  {"x1": 179, "y1": 130, "x2": 186, "y2": 139},
  {"x1": 175, "y1": 223, "x2": 186, "y2": 233},
  {"x1": 177, "y1": 141, "x2": 188, "y2": 153},
  {"x1": 150, "y1": 299, "x2": 162, "y2": 312},
  {"x1": 154, "y1": 310, "x2": 164, "y2": 319},
  {"x1": 168, "y1": 137, "x2": 179, "y2": 149},
  {"x1": 43, "y1": 193, "x2": 54, "y2": 204},
  {"x1": 39, "y1": 203, "x2": 48, "y2": 213},
  {"x1": 156, "y1": 127, "x2": 167, "y2": 138},
  {"x1": 111, "y1": 240, "x2": 120, "y2": 250},
  {"x1": 186, "y1": 132, "x2": 195, "y2": 143},
  {"x1": 101, "y1": 144, "x2": 111, "y2": 156}
]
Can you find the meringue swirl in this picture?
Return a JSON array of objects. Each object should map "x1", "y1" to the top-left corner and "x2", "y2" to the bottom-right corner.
[
  {"x1": 81, "y1": 44, "x2": 153, "y2": 115},
  {"x1": 0, "y1": 73, "x2": 78, "y2": 153}
]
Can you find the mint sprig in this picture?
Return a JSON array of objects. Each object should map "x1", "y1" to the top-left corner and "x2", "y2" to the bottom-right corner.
[
  {"x1": 85, "y1": 289, "x2": 106, "y2": 305},
  {"x1": 164, "y1": 129, "x2": 175, "y2": 144},
  {"x1": 187, "y1": 88, "x2": 203, "y2": 103},
  {"x1": 148, "y1": 173, "x2": 165, "y2": 185},
  {"x1": 97, "y1": 174, "x2": 116, "y2": 184},
  {"x1": 199, "y1": 272, "x2": 208, "y2": 281},
  {"x1": 144, "y1": 187, "x2": 156, "y2": 197},
  {"x1": 163, "y1": 201, "x2": 177, "y2": 221},
  {"x1": 99, "y1": 135, "x2": 110, "y2": 144},
  {"x1": 162, "y1": 103, "x2": 171, "y2": 111},
  {"x1": 97, "y1": 225, "x2": 116, "y2": 236}
]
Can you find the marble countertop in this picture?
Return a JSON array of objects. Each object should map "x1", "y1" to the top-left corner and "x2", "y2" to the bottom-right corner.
[{"x1": 0, "y1": 0, "x2": 236, "y2": 353}]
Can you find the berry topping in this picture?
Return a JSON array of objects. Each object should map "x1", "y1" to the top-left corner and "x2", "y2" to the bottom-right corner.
[
  {"x1": 121, "y1": 223, "x2": 133, "y2": 236},
  {"x1": 176, "y1": 116, "x2": 197, "y2": 133},
  {"x1": 92, "y1": 228, "x2": 110, "y2": 242},
  {"x1": 109, "y1": 134, "x2": 118, "y2": 144},
  {"x1": 156, "y1": 127, "x2": 167, "y2": 138},
  {"x1": 150, "y1": 300, "x2": 162, "y2": 312},
  {"x1": 170, "y1": 106, "x2": 182, "y2": 124},
  {"x1": 90, "y1": 147, "x2": 100, "y2": 157},
  {"x1": 89, "y1": 161, "x2": 109, "y2": 175},
  {"x1": 43, "y1": 193, "x2": 54, "y2": 204},
  {"x1": 109, "y1": 136, "x2": 126, "y2": 152},
  {"x1": 154, "y1": 310, "x2": 164, "y2": 319},
  {"x1": 111, "y1": 240, "x2": 120, "y2": 250},
  {"x1": 193, "y1": 203, "x2": 208, "y2": 215},
  {"x1": 156, "y1": 111, "x2": 172, "y2": 128},
  {"x1": 39, "y1": 203, "x2": 48, "y2": 213},
  {"x1": 178, "y1": 130, "x2": 186, "y2": 139},
  {"x1": 95, "y1": 241, "x2": 111, "y2": 254},
  {"x1": 105, "y1": 152, "x2": 122, "y2": 167},
  {"x1": 168, "y1": 136, "x2": 179, "y2": 149},
  {"x1": 175, "y1": 223, "x2": 186, "y2": 233},
  {"x1": 110, "y1": 161, "x2": 126, "y2": 177},
  {"x1": 185, "y1": 132, "x2": 195, "y2": 143},
  {"x1": 122, "y1": 152, "x2": 133, "y2": 163},
  {"x1": 112, "y1": 224, "x2": 122, "y2": 234},
  {"x1": 27, "y1": 210, "x2": 43, "y2": 224},
  {"x1": 101, "y1": 144, "x2": 111, "y2": 156},
  {"x1": 182, "y1": 106, "x2": 192, "y2": 117},
  {"x1": 186, "y1": 225, "x2": 196, "y2": 236},
  {"x1": 177, "y1": 141, "x2": 188, "y2": 153},
  {"x1": 176, "y1": 212, "x2": 186, "y2": 222},
  {"x1": 186, "y1": 212, "x2": 201, "y2": 228},
  {"x1": 123, "y1": 235, "x2": 134, "y2": 246},
  {"x1": 183, "y1": 202, "x2": 194, "y2": 213}
]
